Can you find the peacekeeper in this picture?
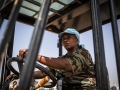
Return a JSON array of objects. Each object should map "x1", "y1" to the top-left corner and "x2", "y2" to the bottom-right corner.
[{"x1": 6, "y1": 28, "x2": 96, "y2": 90}]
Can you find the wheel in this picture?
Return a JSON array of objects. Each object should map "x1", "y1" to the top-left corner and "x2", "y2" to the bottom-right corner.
[{"x1": 7, "y1": 57, "x2": 57, "y2": 88}]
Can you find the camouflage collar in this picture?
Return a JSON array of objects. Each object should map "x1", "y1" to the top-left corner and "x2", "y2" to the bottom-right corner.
[{"x1": 65, "y1": 48, "x2": 79, "y2": 57}]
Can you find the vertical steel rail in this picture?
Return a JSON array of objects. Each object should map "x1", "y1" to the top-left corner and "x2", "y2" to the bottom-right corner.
[
  {"x1": 0, "y1": 0, "x2": 5, "y2": 9},
  {"x1": 0, "y1": 0, "x2": 6, "y2": 29},
  {"x1": 0, "y1": 13, "x2": 4, "y2": 29},
  {"x1": 59, "y1": 39, "x2": 62, "y2": 57},
  {"x1": 5, "y1": 24, "x2": 15, "y2": 90},
  {"x1": 108, "y1": 0, "x2": 120, "y2": 87},
  {"x1": 0, "y1": 0, "x2": 9, "y2": 9},
  {"x1": 0, "y1": 10, "x2": 4, "y2": 87},
  {"x1": 0, "y1": 0, "x2": 23, "y2": 65},
  {"x1": 0, "y1": 50, "x2": 6, "y2": 86},
  {"x1": 17, "y1": 0, "x2": 51, "y2": 90},
  {"x1": 0, "y1": 50, "x2": 9, "y2": 90},
  {"x1": 90, "y1": 0, "x2": 108, "y2": 90}
]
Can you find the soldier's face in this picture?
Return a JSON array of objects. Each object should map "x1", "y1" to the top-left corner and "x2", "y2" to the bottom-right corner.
[{"x1": 62, "y1": 33, "x2": 78, "y2": 50}]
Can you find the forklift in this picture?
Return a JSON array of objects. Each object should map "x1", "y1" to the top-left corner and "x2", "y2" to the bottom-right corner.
[{"x1": 0, "y1": 0, "x2": 120, "y2": 90}]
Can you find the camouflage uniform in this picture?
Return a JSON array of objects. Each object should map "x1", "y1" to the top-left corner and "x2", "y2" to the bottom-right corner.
[{"x1": 43, "y1": 48, "x2": 96, "y2": 90}]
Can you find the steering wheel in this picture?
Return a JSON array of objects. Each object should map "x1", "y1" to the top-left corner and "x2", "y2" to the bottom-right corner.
[{"x1": 7, "y1": 57, "x2": 57, "y2": 88}]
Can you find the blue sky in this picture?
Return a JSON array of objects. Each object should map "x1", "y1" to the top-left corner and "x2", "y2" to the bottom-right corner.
[{"x1": 0, "y1": 19, "x2": 120, "y2": 87}]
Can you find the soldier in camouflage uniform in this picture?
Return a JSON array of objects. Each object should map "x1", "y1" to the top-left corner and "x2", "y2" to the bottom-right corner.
[
  {"x1": 46, "y1": 47, "x2": 96, "y2": 90},
  {"x1": 56, "y1": 48, "x2": 96, "y2": 90},
  {"x1": 5, "y1": 28, "x2": 96, "y2": 90}
]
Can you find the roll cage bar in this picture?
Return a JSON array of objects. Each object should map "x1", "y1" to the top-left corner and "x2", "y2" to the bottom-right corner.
[{"x1": 0, "y1": 0, "x2": 120, "y2": 90}]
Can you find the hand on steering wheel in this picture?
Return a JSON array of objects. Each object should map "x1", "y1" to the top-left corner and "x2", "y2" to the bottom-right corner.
[
  {"x1": 17, "y1": 49, "x2": 28, "y2": 58},
  {"x1": 5, "y1": 74, "x2": 19, "y2": 82}
]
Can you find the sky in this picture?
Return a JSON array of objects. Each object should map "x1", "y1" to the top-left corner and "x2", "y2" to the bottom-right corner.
[{"x1": 0, "y1": 19, "x2": 120, "y2": 87}]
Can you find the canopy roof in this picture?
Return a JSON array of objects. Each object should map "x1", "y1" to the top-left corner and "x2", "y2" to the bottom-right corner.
[{"x1": 1, "y1": 0, "x2": 120, "y2": 33}]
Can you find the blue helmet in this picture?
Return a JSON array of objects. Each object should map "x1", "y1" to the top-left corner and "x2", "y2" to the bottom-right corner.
[{"x1": 58, "y1": 28, "x2": 80, "y2": 42}]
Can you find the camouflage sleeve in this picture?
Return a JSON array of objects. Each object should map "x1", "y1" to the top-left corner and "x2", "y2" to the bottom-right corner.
[{"x1": 66, "y1": 50, "x2": 89, "y2": 74}]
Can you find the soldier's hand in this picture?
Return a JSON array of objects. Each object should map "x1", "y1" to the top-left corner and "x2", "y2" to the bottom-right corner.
[
  {"x1": 5, "y1": 74, "x2": 19, "y2": 82},
  {"x1": 17, "y1": 49, "x2": 28, "y2": 58}
]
